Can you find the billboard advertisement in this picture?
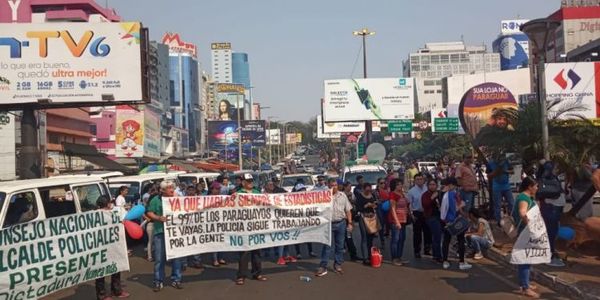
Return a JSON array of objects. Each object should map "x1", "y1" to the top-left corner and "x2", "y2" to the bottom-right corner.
[
  {"x1": 208, "y1": 120, "x2": 267, "y2": 149},
  {"x1": 500, "y1": 19, "x2": 529, "y2": 35},
  {"x1": 241, "y1": 120, "x2": 266, "y2": 147},
  {"x1": 208, "y1": 120, "x2": 239, "y2": 150},
  {"x1": 143, "y1": 109, "x2": 161, "y2": 159},
  {"x1": 317, "y1": 115, "x2": 341, "y2": 139},
  {"x1": 115, "y1": 107, "x2": 144, "y2": 158},
  {"x1": 323, "y1": 78, "x2": 415, "y2": 122},
  {"x1": 458, "y1": 82, "x2": 518, "y2": 148},
  {"x1": 493, "y1": 34, "x2": 529, "y2": 71},
  {"x1": 286, "y1": 133, "x2": 302, "y2": 144},
  {"x1": 267, "y1": 129, "x2": 281, "y2": 145},
  {"x1": 322, "y1": 120, "x2": 365, "y2": 133},
  {"x1": 0, "y1": 22, "x2": 146, "y2": 107},
  {"x1": 545, "y1": 62, "x2": 600, "y2": 122},
  {"x1": 162, "y1": 33, "x2": 197, "y2": 58}
]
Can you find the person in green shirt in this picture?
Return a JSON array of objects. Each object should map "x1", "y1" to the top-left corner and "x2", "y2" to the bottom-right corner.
[
  {"x1": 235, "y1": 173, "x2": 267, "y2": 285},
  {"x1": 513, "y1": 177, "x2": 539, "y2": 299},
  {"x1": 146, "y1": 180, "x2": 184, "y2": 292}
]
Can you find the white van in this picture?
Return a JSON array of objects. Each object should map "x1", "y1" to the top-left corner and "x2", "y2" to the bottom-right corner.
[
  {"x1": 0, "y1": 176, "x2": 111, "y2": 228},
  {"x1": 178, "y1": 172, "x2": 221, "y2": 187},
  {"x1": 107, "y1": 172, "x2": 182, "y2": 204}
]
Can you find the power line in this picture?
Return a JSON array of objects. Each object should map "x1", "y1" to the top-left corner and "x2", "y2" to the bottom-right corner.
[{"x1": 350, "y1": 41, "x2": 363, "y2": 78}]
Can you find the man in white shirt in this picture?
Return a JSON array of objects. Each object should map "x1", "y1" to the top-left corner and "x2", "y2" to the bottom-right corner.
[{"x1": 407, "y1": 173, "x2": 431, "y2": 258}]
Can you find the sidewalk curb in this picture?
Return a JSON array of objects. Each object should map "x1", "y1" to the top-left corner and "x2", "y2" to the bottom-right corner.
[{"x1": 486, "y1": 247, "x2": 600, "y2": 300}]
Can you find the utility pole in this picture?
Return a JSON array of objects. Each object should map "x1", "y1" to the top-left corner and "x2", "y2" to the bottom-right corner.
[
  {"x1": 20, "y1": 109, "x2": 41, "y2": 179},
  {"x1": 353, "y1": 28, "x2": 375, "y2": 146}
]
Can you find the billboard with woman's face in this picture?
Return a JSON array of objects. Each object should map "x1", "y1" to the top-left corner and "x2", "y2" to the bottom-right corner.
[{"x1": 218, "y1": 99, "x2": 233, "y2": 121}]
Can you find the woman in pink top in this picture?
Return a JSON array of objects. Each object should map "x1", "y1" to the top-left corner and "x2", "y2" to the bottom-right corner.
[{"x1": 388, "y1": 178, "x2": 409, "y2": 266}]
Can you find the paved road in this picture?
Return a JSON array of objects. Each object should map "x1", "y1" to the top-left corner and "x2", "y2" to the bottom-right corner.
[{"x1": 45, "y1": 226, "x2": 567, "y2": 300}]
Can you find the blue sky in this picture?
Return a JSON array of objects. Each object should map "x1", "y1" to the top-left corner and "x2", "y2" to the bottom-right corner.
[{"x1": 110, "y1": 0, "x2": 558, "y2": 122}]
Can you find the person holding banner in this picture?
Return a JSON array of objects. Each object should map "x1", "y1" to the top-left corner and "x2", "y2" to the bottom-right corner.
[
  {"x1": 95, "y1": 195, "x2": 130, "y2": 300},
  {"x1": 208, "y1": 182, "x2": 228, "y2": 267},
  {"x1": 235, "y1": 173, "x2": 267, "y2": 285},
  {"x1": 512, "y1": 177, "x2": 541, "y2": 298},
  {"x1": 316, "y1": 178, "x2": 353, "y2": 276},
  {"x1": 147, "y1": 181, "x2": 184, "y2": 292}
]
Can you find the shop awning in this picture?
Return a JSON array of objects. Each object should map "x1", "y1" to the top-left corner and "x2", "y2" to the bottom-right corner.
[{"x1": 62, "y1": 143, "x2": 134, "y2": 174}]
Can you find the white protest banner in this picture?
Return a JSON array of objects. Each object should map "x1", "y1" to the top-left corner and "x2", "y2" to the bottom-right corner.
[
  {"x1": 510, "y1": 205, "x2": 551, "y2": 265},
  {"x1": 0, "y1": 210, "x2": 129, "y2": 299},
  {"x1": 163, "y1": 191, "x2": 333, "y2": 260}
]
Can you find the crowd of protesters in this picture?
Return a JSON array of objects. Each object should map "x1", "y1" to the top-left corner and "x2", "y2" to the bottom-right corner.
[{"x1": 97, "y1": 154, "x2": 600, "y2": 300}]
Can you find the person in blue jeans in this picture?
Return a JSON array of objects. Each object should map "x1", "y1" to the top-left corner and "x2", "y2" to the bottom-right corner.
[
  {"x1": 421, "y1": 179, "x2": 443, "y2": 263},
  {"x1": 316, "y1": 179, "x2": 353, "y2": 277},
  {"x1": 513, "y1": 177, "x2": 540, "y2": 298},
  {"x1": 146, "y1": 181, "x2": 184, "y2": 292},
  {"x1": 465, "y1": 209, "x2": 494, "y2": 260},
  {"x1": 486, "y1": 159, "x2": 515, "y2": 225},
  {"x1": 537, "y1": 161, "x2": 566, "y2": 267},
  {"x1": 388, "y1": 179, "x2": 408, "y2": 266}
]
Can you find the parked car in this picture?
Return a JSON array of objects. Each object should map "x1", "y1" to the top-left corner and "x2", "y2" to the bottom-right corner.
[
  {"x1": 281, "y1": 174, "x2": 315, "y2": 192},
  {"x1": 178, "y1": 172, "x2": 221, "y2": 187},
  {"x1": 0, "y1": 176, "x2": 111, "y2": 228},
  {"x1": 107, "y1": 172, "x2": 182, "y2": 204},
  {"x1": 342, "y1": 164, "x2": 387, "y2": 190}
]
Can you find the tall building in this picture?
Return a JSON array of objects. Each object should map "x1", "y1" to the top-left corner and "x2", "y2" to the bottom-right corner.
[
  {"x1": 232, "y1": 53, "x2": 251, "y2": 88},
  {"x1": 404, "y1": 41, "x2": 501, "y2": 113},
  {"x1": 0, "y1": 0, "x2": 121, "y2": 174},
  {"x1": 492, "y1": 20, "x2": 530, "y2": 70},
  {"x1": 163, "y1": 33, "x2": 200, "y2": 154},
  {"x1": 547, "y1": 4, "x2": 600, "y2": 62},
  {"x1": 211, "y1": 43, "x2": 233, "y2": 83}
]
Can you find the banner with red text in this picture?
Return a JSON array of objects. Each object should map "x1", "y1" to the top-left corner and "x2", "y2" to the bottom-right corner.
[{"x1": 163, "y1": 191, "x2": 333, "y2": 259}]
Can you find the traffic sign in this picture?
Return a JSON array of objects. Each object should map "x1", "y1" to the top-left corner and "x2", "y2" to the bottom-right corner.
[
  {"x1": 358, "y1": 143, "x2": 365, "y2": 157},
  {"x1": 388, "y1": 120, "x2": 413, "y2": 133},
  {"x1": 433, "y1": 118, "x2": 459, "y2": 133}
]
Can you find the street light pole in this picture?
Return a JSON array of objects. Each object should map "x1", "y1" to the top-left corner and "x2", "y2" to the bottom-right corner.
[
  {"x1": 521, "y1": 19, "x2": 560, "y2": 161},
  {"x1": 353, "y1": 28, "x2": 375, "y2": 147},
  {"x1": 236, "y1": 94, "x2": 243, "y2": 170}
]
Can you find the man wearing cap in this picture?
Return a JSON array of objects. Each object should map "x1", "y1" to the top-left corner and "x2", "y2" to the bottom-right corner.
[
  {"x1": 312, "y1": 175, "x2": 330, "y2": 191},
  {"x1": 146, "y1": 181, "x2": 184, "y2": 292},
  {"x1": 235, "y1": 173, "x2": 266, "y2": 285},
  {"x1": 316, "y1": 178, "x2": 353, "y2": 277}
]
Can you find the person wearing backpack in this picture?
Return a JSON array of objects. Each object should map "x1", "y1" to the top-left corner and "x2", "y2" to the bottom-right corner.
[
  {"x1": 440, "y1": 178, "x2": 472, "y2": 271},
  {"x1": 537, "y1": 161, "x2": 566, "y2": 267}
]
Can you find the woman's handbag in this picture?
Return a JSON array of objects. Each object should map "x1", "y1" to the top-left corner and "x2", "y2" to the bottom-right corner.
[
  {"x1": 445, "y1": 216, "x2": 469, "y2": 236},
  {"x1": 363, "y1": 213, "x2": 381, "y2": 235}
]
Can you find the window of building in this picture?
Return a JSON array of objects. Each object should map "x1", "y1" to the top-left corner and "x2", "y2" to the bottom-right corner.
[
  {"x1": 169, "y1": 80, "x2": 175, "y2": 103},
  {"x1": 420, "y1": 56, "x2": 430, "y2": 64},
  {"x1": 431, "y1": 55, "x2": 440, "y2": 64},
  {"x1": 450, "y1": 54, "x2": 460, "y2": 63},
  {"x1": 440, "y1": 55, "x2": 449, "y2": 63},
  {"x1": 48, "y1": 133, "x2": 60, "y2": 144},
  {"x1": 436, "y1": 90, "x2": 442, "y2": 94},
  {"x1": 3, "y1": 191, "x2": 38, "y2": 228}
]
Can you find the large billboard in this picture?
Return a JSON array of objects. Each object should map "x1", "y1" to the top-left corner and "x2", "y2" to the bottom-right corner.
[
  {"x1": 143, "y1": 109, "x2": 161, "y2": 159},
  {"x1": 545, "y1": 62, "x2": 600, "y2": 122},
  {"x1": 317, "y1": 115, "x2": 341, "y2": 139},
  {"x1": 162, "y1": 33, "x2": 197, "y2": 58},
  {"x1": 323, "y1": 78, "x2": 415, "y2": 122},
  {"x1": 267, "y1": 129, "x2": 281, "y2": 145},
  {"x1": 0, "y1": 22, "x2": 147, "y2": 107},
  {"x1": 241, "y1": 120, "x2": 267, "y2": 147},
  {"x1": 208, "y1": 120, "x2": 267, "y2": 149},
  {"x1": 493, "y1": 34, "x2": 529, "y2": 71},
  {"x1": 500, "y1": 19, "x2": 529, "y2": 35},
  {"x1": 115, "y1": 107, "x2": 144, "y2": 158},
  {"x1": 458, "y1": 82, "x2": 518, "y2": 148}
]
